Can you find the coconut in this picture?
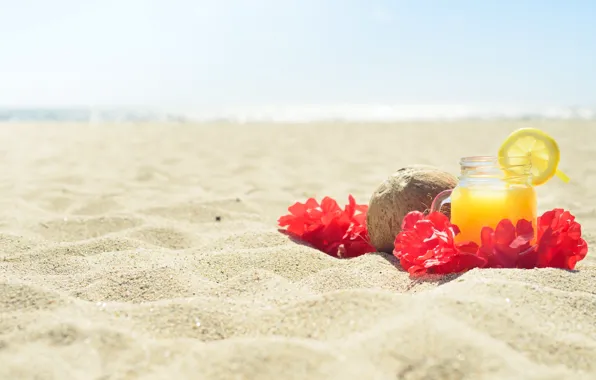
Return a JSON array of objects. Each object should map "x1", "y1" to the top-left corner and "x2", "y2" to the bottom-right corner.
[{"x1": 366, "y1": 165, "x2": 458, "y2": 253}]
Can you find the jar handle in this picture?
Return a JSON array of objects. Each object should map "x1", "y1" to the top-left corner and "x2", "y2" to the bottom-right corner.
[{"x1": 429, "y1": 189, "x2": 453, "y2": 214}]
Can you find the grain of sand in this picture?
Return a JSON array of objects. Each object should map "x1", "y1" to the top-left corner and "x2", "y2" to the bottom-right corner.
[{"x1": 0, "y1": 121, "x2": 595, "y2": 380}]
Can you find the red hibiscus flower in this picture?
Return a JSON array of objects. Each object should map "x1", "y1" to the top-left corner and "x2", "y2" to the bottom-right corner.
[
  {"x1": 278, "y1": 194, "x2": 589, "y2": 275},
  {"x1": 534, "y1": 208, "x2": 588, "y2": 270},
  {"x1": 278, "y1": 195, "x2": 375, "y2": 258},
  {"x1": 477, "y1": 219, "x2": 535, "y2": 269},
  {"x1": 393, "y1": 209, "x2": 589, "y2": 276},
  {"x1": 393, "y1": 211, "x2": 487, "y2": 276}
]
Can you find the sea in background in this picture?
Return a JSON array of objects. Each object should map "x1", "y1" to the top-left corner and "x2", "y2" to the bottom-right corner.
[{"x1": 1, "y1": 105, "x2": 596, "y2": 123}]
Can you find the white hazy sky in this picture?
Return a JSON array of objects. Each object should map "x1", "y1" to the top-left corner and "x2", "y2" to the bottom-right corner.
[{"x1": 1, "y1": 0, "x2": 595, "y2": 109}]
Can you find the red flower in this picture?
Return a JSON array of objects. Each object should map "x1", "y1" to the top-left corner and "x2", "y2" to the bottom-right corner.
[
  {"x1": 477, "y1": 219, "x2": 535, "y2": 269},
  {"x1": 278, "y1": 195, "x2": 375, "y2": 258},
  {"x1": 535, "y1": 208, "x2": 588, "y2": 270},
  {"x1": 393, "y1": 209, "x2": 590, "y2": 276},
  {"x1": 393, "y1": 211, "x2": 487, "y2": 276},
  {"x1": 279, "y1": 194, "x2": 589, "y2": 274}
]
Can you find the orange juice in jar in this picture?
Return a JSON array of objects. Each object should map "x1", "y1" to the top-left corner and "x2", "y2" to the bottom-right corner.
[{"x1": 430, "y1": 156, "x2": 537, "y2": 245}]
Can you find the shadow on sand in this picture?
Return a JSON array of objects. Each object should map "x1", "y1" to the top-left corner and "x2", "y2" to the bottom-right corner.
[{"x1": 278, "y1": 229, "x2": 464, "y2": 287}]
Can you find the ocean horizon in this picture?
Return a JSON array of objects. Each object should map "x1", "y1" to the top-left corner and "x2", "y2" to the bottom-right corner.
[{"x1": 1, "y1": 104, "x2": 595, "y2": 123}]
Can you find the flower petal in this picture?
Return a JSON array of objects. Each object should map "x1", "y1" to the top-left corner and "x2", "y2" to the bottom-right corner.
[
  {"x1": 515, "y1": 219, "x2": 534, "y2": 239},
  {"x1": 320, "y1": 197, "x2": 341, "y2": 213},
  {"x1": 401, "y1": 211, "x2": 425, "y2": 231},
  {"x1": 494, "y1": 219, "x2": 516, "y2": 245},
  {"x1": 427, "y1": 211, "x2": 451, "y2": 230}
]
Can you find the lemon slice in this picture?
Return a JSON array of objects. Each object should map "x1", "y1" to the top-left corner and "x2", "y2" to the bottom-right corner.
[{"x1": 498, "y1": 127, "x2": 570, "y2": 185}]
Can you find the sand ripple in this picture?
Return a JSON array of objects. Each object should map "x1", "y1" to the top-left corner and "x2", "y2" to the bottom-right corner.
[{"x1": 1, "y1": 122, "x2": 595, "y2": 379}]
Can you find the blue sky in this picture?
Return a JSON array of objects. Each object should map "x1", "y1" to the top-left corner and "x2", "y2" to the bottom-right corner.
[{"x1": 1, "y1": 0, "x2": 595, "y2": 109}]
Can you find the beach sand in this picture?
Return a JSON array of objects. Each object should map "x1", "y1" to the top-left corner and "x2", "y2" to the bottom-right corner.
[{"x1": 0, "y1": 121, "x2": 594, "y2": 380}]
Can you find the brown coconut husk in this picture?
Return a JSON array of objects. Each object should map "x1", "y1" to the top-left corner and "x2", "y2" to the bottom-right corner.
[{"x1": 366, "y1": 165, "x2": 458, "y2": 253}]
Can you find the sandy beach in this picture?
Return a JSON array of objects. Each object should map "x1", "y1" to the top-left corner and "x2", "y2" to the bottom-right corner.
[{"x1": 0, "y1": 121, "x2": 594, "y2": 380}]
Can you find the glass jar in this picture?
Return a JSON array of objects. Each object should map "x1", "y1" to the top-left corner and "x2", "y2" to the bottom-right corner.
[{"x1": 430, "y1": 156, "x2": 537, "y2": 245}]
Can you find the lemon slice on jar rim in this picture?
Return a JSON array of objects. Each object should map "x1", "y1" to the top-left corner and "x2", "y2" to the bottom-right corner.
[{"x1": 498, "y1": 127, "x2": 570, "y2": 186}]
